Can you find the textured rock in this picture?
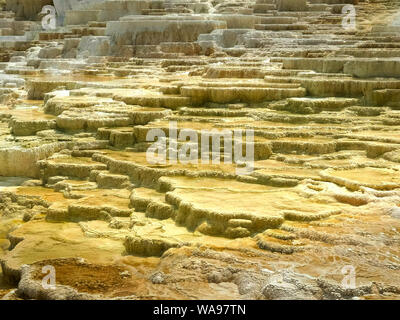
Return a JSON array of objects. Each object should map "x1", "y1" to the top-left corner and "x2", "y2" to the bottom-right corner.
[
  {"x1": 6, "y1": 0, "x2": 53, "y2": 20},
  {"x1": 277, "y1": 0, "x2": 307, "y2": 12}
]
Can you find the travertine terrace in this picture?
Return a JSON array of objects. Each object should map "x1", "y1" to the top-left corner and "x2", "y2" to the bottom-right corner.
[{"x1": 0, "y1": 0, "x2": 400, "y2": 300}]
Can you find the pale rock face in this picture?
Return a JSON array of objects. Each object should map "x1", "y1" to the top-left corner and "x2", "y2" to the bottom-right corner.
[
  {"x1": 77, "y1": 36, "x2": 110, "y2": 57},
  {"x1": 198, "y1": 29, "x2": 252, "y2": 48}
]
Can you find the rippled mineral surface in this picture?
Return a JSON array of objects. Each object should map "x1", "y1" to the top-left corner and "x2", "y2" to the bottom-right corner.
[{"x1": 0, "y1": 0, "x2": 400, "y2": 300}]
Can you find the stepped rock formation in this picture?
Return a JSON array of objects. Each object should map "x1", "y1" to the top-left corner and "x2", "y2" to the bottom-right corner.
[{"x1": 1, "y1": 0, "x2": 400, "y2": 300}]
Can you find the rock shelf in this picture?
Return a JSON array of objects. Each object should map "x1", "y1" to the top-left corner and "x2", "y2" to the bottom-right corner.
[{"x1": 0, "y1": 0, "x2": 400, "y2": 300}]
